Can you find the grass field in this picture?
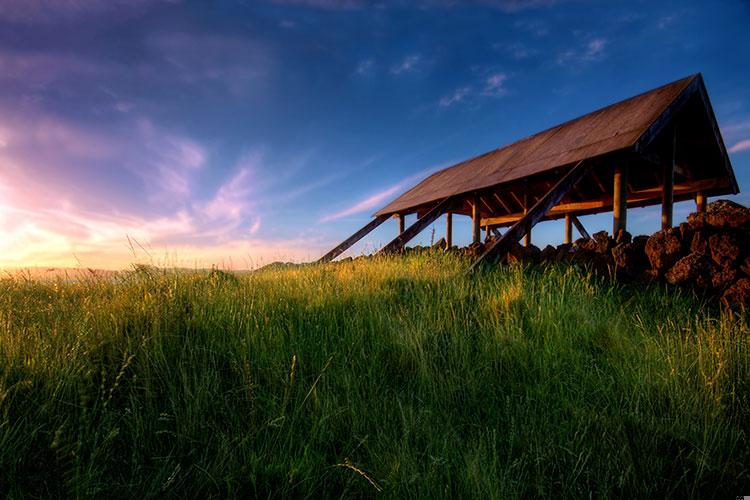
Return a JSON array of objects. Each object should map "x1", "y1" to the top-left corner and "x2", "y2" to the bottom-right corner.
[{"x1": 1, "y1": 253, "x2": 748, "y2": 498}]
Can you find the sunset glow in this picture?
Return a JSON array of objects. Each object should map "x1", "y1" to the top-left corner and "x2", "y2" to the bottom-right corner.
[{"x1": 1, "y1": 0, "x2": 748, "y2": 269}]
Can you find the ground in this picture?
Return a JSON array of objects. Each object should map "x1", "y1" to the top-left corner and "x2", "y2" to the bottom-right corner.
[{"x1": 0, "y1": 254, "x2": 748, "y2": 497}]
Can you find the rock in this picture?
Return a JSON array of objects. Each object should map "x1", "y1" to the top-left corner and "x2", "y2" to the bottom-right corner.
[
  {"x1": 678, "y1": 222, "x2": 693, "y2": 249},
  {"x1": 464, "y1": 241, "x2": 486, "y2": 259},
  {"x1": 573, "y1": 237, "x2": 589, "y2": 248},
  {"x1": 708, "y1": 232, "x2": 741, "y2": 267},
  {"x1": 741, "y1": 256, "x2": 750, "y2": 276},
  {"x1": 711, "y1": 264, "x2": 737, "y2": 290},
  {"x1": 690, "y1": 231, "x2": 709, "y2": 256},
  {"x1": 540, "y1": 244, "x2": 557, "y2": 262},
  {"x1": 645, "y1": 227, "x2": 683, "y2": 272},
  {"x1": 592, "y1": 231, "x2": 612, "y2": 254},
  {"x1": 631, "y1": 235, "x2": 650, "y2": 254},
  {"x1": 504, "y1": 241, "x2": 525, "y2": 265},
  {"x1": 432, "y1": 237, "x2": 446, "y2": 250},
  {"x1": 721, "y1": 278, "x2": 750, "y2": 309},
  {"x1": 665, "y1": 253, "x2": 711, "y2": 286},
  {"x1": 555, "y1": 243, "x2": 573, "y2": 262},
  {"x1": 688, "y1": 199, "x2": 750, "y2": 230},
  {"x1": 525, "y1": 244, "x2": 541, "y2": 263},
  {"x1": 615, "y1": 229, "x2": 632, "y2": 245}
]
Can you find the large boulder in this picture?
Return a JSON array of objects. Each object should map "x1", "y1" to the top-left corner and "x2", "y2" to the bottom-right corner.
[
  {"x1": 540, "y1": 244, "x2": 557, "y2": 262},
  {"x1": 711, "y1": 264, "x2": 737, "y2": 290},
  {"x1": 645, "y1": 227, "x2": 683, "y2": 272},
  {"x1": 592, "y1": 231, "x2": 613, "y2": 254},
  {"x1": 721, "y1": 278, "x2": 750, "y2": 309},
  {"x1": 690, "y1": 231, "x2": 709, "y2": 256},
  {"x1": 708, "y1": 232, "x2": 742, "y2": 267},
  {"x1": 665, "y1": 253, "x2": 711, "y2": 286},
  {"x1": 688, "y1": 199, "x2": 750, "y2": 229}
]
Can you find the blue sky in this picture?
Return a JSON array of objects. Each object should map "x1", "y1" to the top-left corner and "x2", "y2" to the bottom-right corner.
[{"x1": 0, "y1": 0, "x2": 749, "y2": 269}]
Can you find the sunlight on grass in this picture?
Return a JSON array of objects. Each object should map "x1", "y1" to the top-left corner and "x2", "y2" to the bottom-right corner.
[{"x1": 0, "y1": 253, "x2": 747, "y2": 497}]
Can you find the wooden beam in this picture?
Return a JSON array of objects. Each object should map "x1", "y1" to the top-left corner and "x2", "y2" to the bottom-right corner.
[
  {"x1": 523, "y1": 191, "x2": 531, "y2": 247},
  {"x1": 398, "y1": 214, "x2": 405, "y2": 234},
  {"x1": 591, "y1": 170, "x2": 607, "y2": 193},
  {"x1": 695, "y1": 192, "x2": 706, "y2": 213},
  {"x1": 479, "y1": 178, "x2": 726, "y2": 227},
  {"x1": 509, "y1": 191, "x2": 524, "y2": 211},
  {"x1": 472, "y1": 160, "x2": 591, "y2": 269},
  {"x1": 472, "y1": 194, "x2": 481, "y2": 244},
  {"x1": 564, "y1": 214, "x2": 572, "y2": 244},
  {"x1": 445, "y1": 212, "x2": 453, "y2": 248},
  {"x1": 493, "y1": 193, "x2": 512, "y2": 213},
  {"x1": 379, "y1": 197, "x2": 454, "y2": 254},
  {"x1": 318, "y1": 215, "x2": 389, "y2": 263},
  {"x1": 662, "y1": 127, "x2": 675, "y2": 229},
  {"x1": 572, "y1": 216, "x2": 590, "y2": 240},
  {"x1": 613, "y1": 164, "x2": 628, "y2": 234}
]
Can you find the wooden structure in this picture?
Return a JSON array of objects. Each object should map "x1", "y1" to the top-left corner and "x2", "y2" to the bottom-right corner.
[{"x1": 319, "y1": 74, "x2": 738, "y2": 266}]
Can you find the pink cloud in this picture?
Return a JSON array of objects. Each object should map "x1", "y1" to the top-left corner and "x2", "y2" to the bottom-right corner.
[
  {"x1": 729, "y1": 139, "x2": 750, "y2": 153},
  {"x1": 319, "y1": 164, "x2": 447, "y2": 222}
]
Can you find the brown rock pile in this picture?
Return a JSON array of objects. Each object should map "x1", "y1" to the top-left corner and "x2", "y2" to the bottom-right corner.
[{"x1": 490, "y1": 199, "x2": 750, "y2": 309}]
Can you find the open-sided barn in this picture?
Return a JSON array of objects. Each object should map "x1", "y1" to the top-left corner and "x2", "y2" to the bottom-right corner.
[{"x1": 319, "y1": 74, "x2": 738, "y2": 267}]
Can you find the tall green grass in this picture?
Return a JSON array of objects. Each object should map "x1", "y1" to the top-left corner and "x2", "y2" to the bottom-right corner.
[{"x1": 0, "y1": 253, "x2": 748, "y2": 497}]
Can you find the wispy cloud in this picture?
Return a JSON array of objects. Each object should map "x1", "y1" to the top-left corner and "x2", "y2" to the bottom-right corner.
[
  {"x1": 0, "y1": 0, "x2": 168, "y2": 23},
  {"x1": 557, "y1": 37, "x2": 607, "y2": 66},
  {"x1": 482, "y1": 73, "x2": 508, "y2": 96},
  {"x1": 729, "y1": 139, "x2": 750, "y2": 153},
  {"x1": 355, "y1": 58, "x2": 375, "y2": 76},
  {"x1": 319, "y1": 164, "x2": 444, "y2": 222},
  {"x1": 390, "y1": 55, "x2": 421, "y2": 75},
  {"x1": 439, "y1": 73, "x2": 509, "y2": 108},
  {"x1": 268, "y1": 0, "x2": 364, "y2": 9},
  {"x1": 439, "y1": 86, "x2": 472, "y2": 108}
]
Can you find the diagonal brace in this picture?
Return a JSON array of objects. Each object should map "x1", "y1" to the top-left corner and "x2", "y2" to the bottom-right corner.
[
  {"x1": 318, "y1": 215, "x2": 389, "y2": 263},
  {"x1": 378, "y1": 197, "x2": 454, "y2": 254},
  {"x1": 471, "y1": 160, "x2": 591, "y2": 269}
]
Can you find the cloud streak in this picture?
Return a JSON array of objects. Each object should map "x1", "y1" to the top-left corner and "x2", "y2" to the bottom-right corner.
[{"x1": 729, "y1": 139, "x2": 750, "y2": 153}]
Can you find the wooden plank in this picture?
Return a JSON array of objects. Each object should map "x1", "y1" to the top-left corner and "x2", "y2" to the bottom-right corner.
[
  {"x1": 472, "y1": 160, "x2": 590, "y2": 268},
  {"x1": 379, "y1": 197, "x2": 454, "y2": 254},
  {"x1": 445, "y1": 212, "x2": 453, "y2": 248},
  {"x1": 398, "y1": 214, "x2": 405, "y2": 234},
  {"x1": 479, "y1": 177, "x2": 726, "y2": 227},
  {"x1": 564, "y1": 214, "x2": 572, "y2": 244},
  {"x1": 572, "y1": 215, "x2": 590, "y2": 240},
  {"x1": 472, "y1": 193, "x2": 481, "y2": 244},
  {"x1": 493, "y1": 193, "x2": 512, "y2": 213},
  {"x1": 613, "y1": 164, "x2": 627, "y2": 234},
  {"x1": 662, "y1": 127, "x2": 675, "y2": 229},
  {"x1": 695, "y1": 192, "x2": 706, "y2": 213},
  {"x1": 591, "y1": 169, "x2": 607, "y2": 193},
  {"x1": 318, "y1": 215, "x2": 389, "y2": 263},
  {"x1": 523, "y1": 191, "x2": 531, "y2": 247}
]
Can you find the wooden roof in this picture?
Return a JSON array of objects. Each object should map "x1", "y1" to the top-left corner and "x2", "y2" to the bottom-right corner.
[{"x1": 375, "y1": 74, "x2": 737, "y2": 217}]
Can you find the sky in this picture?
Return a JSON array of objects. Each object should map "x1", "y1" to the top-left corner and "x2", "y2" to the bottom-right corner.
[{"x1": 0, "y1": 0, "x2": 749, "y2": 270}]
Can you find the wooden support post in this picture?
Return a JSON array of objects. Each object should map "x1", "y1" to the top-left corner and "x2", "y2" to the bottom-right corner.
[
  {"x1": 445, "y1": 212, "x2": 453, "y2": 249},
  {"x1": 379, "y1": 197, "x2": 454, "y2": 254},
  {"x1": 472, "y1": 194, "x2": 481, "y2": 244},
  {"x1": 398, "y1": 214, "x2": 405, "y2": 234},
  {"x1": 662, "y1": 128, "x2": 675, "y2": 229},
  {"x1": 613, "y1": 164, "x2": 628, "y2": 234},
  {"x1": 572, "y1": 216, "x2": 590, "y2": 240},
  {"x1": 318, "y1": 215, "x2": 389, "y2": 263},
  {"x1": 471, "y1": 160, "x2": 591, "y2": 269},
  {"x1": 695, "y1": 192, "x2": 706, "y2": 213},
  {"x1": 523, "y1": 192, "x2": 531, "y2": 247},
  {"x1": 564, "y1": 214, "x2": 572, "y2": 244}
]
